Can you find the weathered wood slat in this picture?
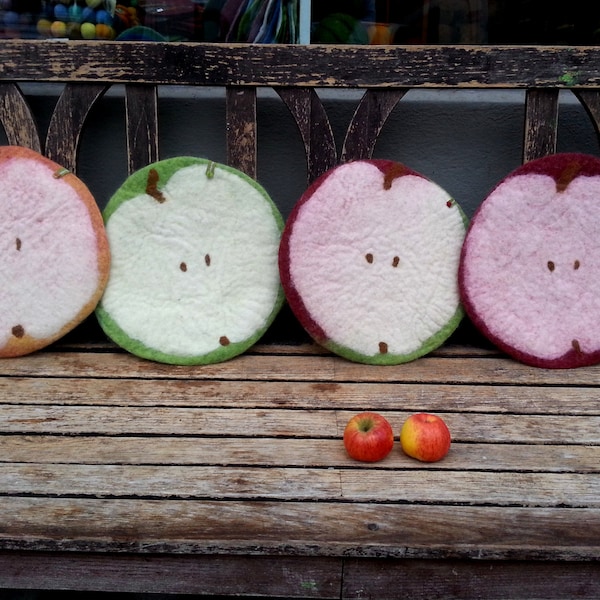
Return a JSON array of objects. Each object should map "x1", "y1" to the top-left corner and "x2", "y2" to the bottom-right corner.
[
  {"x1": 2, "y1": 552, "x2": 599, "y2": 599},
  {"x1": 574, "y1": 89, "x2": 600, "y2": 138},
  {"x1": 226, "y1": 86, "x2": 257, "y2": 178},
  {"x1": 0, "y1": 552, "x2": 343, "y2": 597},
  {"x1": 125, "y1": 83, "x2": 159, "y2": 173},
  {"x1": 340, "y1": 88, "x2": 407, "y2": 161},
  {"x1": 0, "y1": 82, "x2": 41, "y2": 151},
  {"x1": 1, "y1": 497, "x2": 598, "y2": 560},
  {"x1": 1, "y1": 463, "x2": 599, "y2": 507},
  {"x1": 342, "y1": 558, "x2": 600, "y2": 600},
  {"x1": 44, "y1": 82, "x2": 109, "y2": 171},
  {"x1": 277, "y1": 87, "x2": 337, "y2": 182},
  {"x1": 1, "y1": 350, "x2": 599, "y2": 386},
  {"x1": 523, "y1": 88, "x2": 559, "y2": 162},
  {"x1": 1, "y1": 376, "x2": 599, "y2": 414},
  {"x1": 1, "y1": 405, "x2": 600, "y2": 444},
  {"x1": 3, "y1": 42, "x2": 600, "y2": 88},
  {"x1": 2, "y1": 436, "x2": 598, "y2": 473}
]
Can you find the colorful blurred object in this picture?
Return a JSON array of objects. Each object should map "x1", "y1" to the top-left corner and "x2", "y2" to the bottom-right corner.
[{"x1": 222, "y1": 0, "x2": 300, "y2": 43}]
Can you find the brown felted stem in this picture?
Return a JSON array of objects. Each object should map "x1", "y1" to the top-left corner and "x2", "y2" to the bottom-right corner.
[
  {"x1": 383, "y1": 162, "x2": 410, "y2": 190},
  {"x1": 146, "y1": 168, "x2": 166, "y2": 203},
  {"x1": 556, "y1": 162, "x2": 582, "y2": 192}
]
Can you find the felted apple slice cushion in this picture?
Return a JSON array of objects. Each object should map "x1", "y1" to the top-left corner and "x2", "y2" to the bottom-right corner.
[
  {"x1": 0, "y1": 145, "x2": 110, "y2": 357},
  {"x1": 279, "y1": 159, "x2": 468, "y2": 364},
  {"x1": 460, "y1": 152, "x2": 600, "y2": 369},
  {"x1": 96, "y1": 157, "x2": 284, "y2": 365}
]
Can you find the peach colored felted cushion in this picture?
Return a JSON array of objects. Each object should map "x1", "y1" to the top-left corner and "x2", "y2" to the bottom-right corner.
[
  {"x1": 460, "y1": 152, "x2": 600, "y2": 368},
  {"x1": 279, "y1": 159, "x2": 467, "y2": 364},
  {"x1": 96, "y1": 157, "x2": 284, "y2": 365},
  {"x1": 0, "y1": 146, "x2": 110, "y2": 357}
]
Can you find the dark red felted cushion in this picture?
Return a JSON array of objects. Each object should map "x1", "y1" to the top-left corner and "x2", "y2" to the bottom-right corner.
[
  {"x1": 279, "y1": 159, "x2": 467, "y2": 365},
  {"x1": 460, "y1": 152, "x2": 600, "y2": 368}
]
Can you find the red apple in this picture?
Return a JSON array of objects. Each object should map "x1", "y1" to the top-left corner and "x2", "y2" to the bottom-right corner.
[
  {"x1": 400, "y1": 413, "x2": 451, "y2": 462},
  {"x1": 343, "y1": 411, "x2": 394, "y2": 462}
]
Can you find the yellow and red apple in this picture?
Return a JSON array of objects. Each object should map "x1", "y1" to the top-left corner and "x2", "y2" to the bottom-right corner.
[{"x1": 400, "y1": 413, "x2": 451, "y2": 462}]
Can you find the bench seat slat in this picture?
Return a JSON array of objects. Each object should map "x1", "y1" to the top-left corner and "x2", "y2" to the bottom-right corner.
[
  {"x1": 1, "y1": 349, "x2": 599, "y2": 386},
  {"x1": 1, "y1": 404, "x2": 600, "y2": 444},
  {"x1": 1, "y1": 436, "x2": 599, "y2": 473},
  {"x1": 1, "y1": 496, "x2": 598, "y2": 560},
  {"x1": 2, "y1": 375, "x2": 600, "y2": 414},
  {"x1": 1, "y1": 463, "x2": 600, "y2": 507}
]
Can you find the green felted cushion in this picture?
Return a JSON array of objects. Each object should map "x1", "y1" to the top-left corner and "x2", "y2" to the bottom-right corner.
[
  {"x1": 96, "y1": 157, "x2": 284, "y2": 365},
  {"x1": 279, "y1": 159, "x2": 468, "y2": 365}
]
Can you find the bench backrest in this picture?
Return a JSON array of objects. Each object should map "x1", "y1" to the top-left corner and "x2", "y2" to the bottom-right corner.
[
  {"x1": 2, "y1": 41, "x2": 600, "y2": 345},
  {"x1": 2, "y1": 42, "x2": 600, "y2": 183}
]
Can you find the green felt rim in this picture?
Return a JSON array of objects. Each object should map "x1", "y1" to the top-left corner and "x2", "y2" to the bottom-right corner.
[
  {"x1": 96, "y1": 156, "x2": 285, "y2": 364},
  {"x1": 321, "y1": 304, "x2": 464, "y2": 365}
]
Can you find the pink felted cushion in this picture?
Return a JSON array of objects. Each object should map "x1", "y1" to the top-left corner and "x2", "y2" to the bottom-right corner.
[
  {"x1": 279, "y1": 159, "x2": 467, "y2": 364},
  {"x1": 0, "y1": 146, "x2": 110, "y2": 357},
  {"x1": 460, "y1": 152, "x2": 600, "y2": 368}
]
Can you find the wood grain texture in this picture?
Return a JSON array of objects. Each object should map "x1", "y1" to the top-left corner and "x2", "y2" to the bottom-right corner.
[
  {"x1": 277, "y1": 87, "x2": 337, "y2": 182},
  {"x1": 523, "y1": 88, "x2": 559, "y2": 162},
  {"x1": 2, "y1": 39, "x2": 600, "y2": 598},
  {"x1": 226, "y1": 86, "x2": 257, "y2": 178},
  {"x1": 0, "y1": 82, "x2": 41, "y2": 151},
  {"x1": 0, "y1": 552, "x2": 343, "y2": 597},
  {"x1": 44, "y1": 82, "x2": 109, "y2": 171},
  {"x1": 2, "y1": 42, "x2": 600, "y2": 88},
  {"x1": 340, "y1": 88, "x2": 407, "y2": 161},
  {"x1": 125, "y1": 83, "x2": 159, "y2": 173},
  {"x1": 0, "y1": 346, "x2": 598, "y2": 565}
]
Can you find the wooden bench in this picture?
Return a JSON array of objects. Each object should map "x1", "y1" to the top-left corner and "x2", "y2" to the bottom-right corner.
[{"x1": 1, "y1": 40, "x2": 600, "y2": 598}]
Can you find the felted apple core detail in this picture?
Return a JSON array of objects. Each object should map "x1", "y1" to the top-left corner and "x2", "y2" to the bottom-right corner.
[
  {"x1": 0, "y1": 146, "x2": 110, "y2": 357},
  {"x1": 459, "y1": 152, "x2": 600, "y2": 369},
  {"x1": 96, "y1": 157, "x2": 284, "y2": 365},
  {"x1": 279, "y1": 159, "x2": 467, "y2": 365}
]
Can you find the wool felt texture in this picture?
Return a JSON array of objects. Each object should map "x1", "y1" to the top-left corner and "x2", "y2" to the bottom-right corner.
[
  {"x1": 279, "y1": 159, "x2": 467, "y2": 365},
  {"x1": 96, "y1": 157, "x2": 284, "y2": 365},
  {"x1": 459, "y1": 152, "x2": 600, "y2": 369},
  {"x1": 0, "y1": 145, "x2": 110, "y2": 357}
]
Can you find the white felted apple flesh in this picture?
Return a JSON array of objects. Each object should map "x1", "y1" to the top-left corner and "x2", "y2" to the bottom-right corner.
[
  {"x1": 460, "y1": 152, "x2": 600, "y2": 369},
  {"x1": 279, "y1": 159, "x2": 467, "y2": 365},
  {"x1": 96, "y1": 157, "x2": 284, "y2": 365},
  {"x1": 0, "y1": 146, "x2": 110, "y2": 357}
]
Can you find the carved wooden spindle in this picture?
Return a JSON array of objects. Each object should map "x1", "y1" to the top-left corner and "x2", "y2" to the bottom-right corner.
[
  {"x1": 125, "y1": 84, "x2": 159, "y2": 174},
  {"x1": 277, "y1": 87, "x2": 337, "y2": 184},
  {"x1": 45, "y1": 82, "x2": 109, "y2": 172},
  {"x1": 0, "y1": 83, "x2": 42, "y2": 152},
  {"x1": 523, "y1": 88, "x2": 559, "y2": 163}
]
